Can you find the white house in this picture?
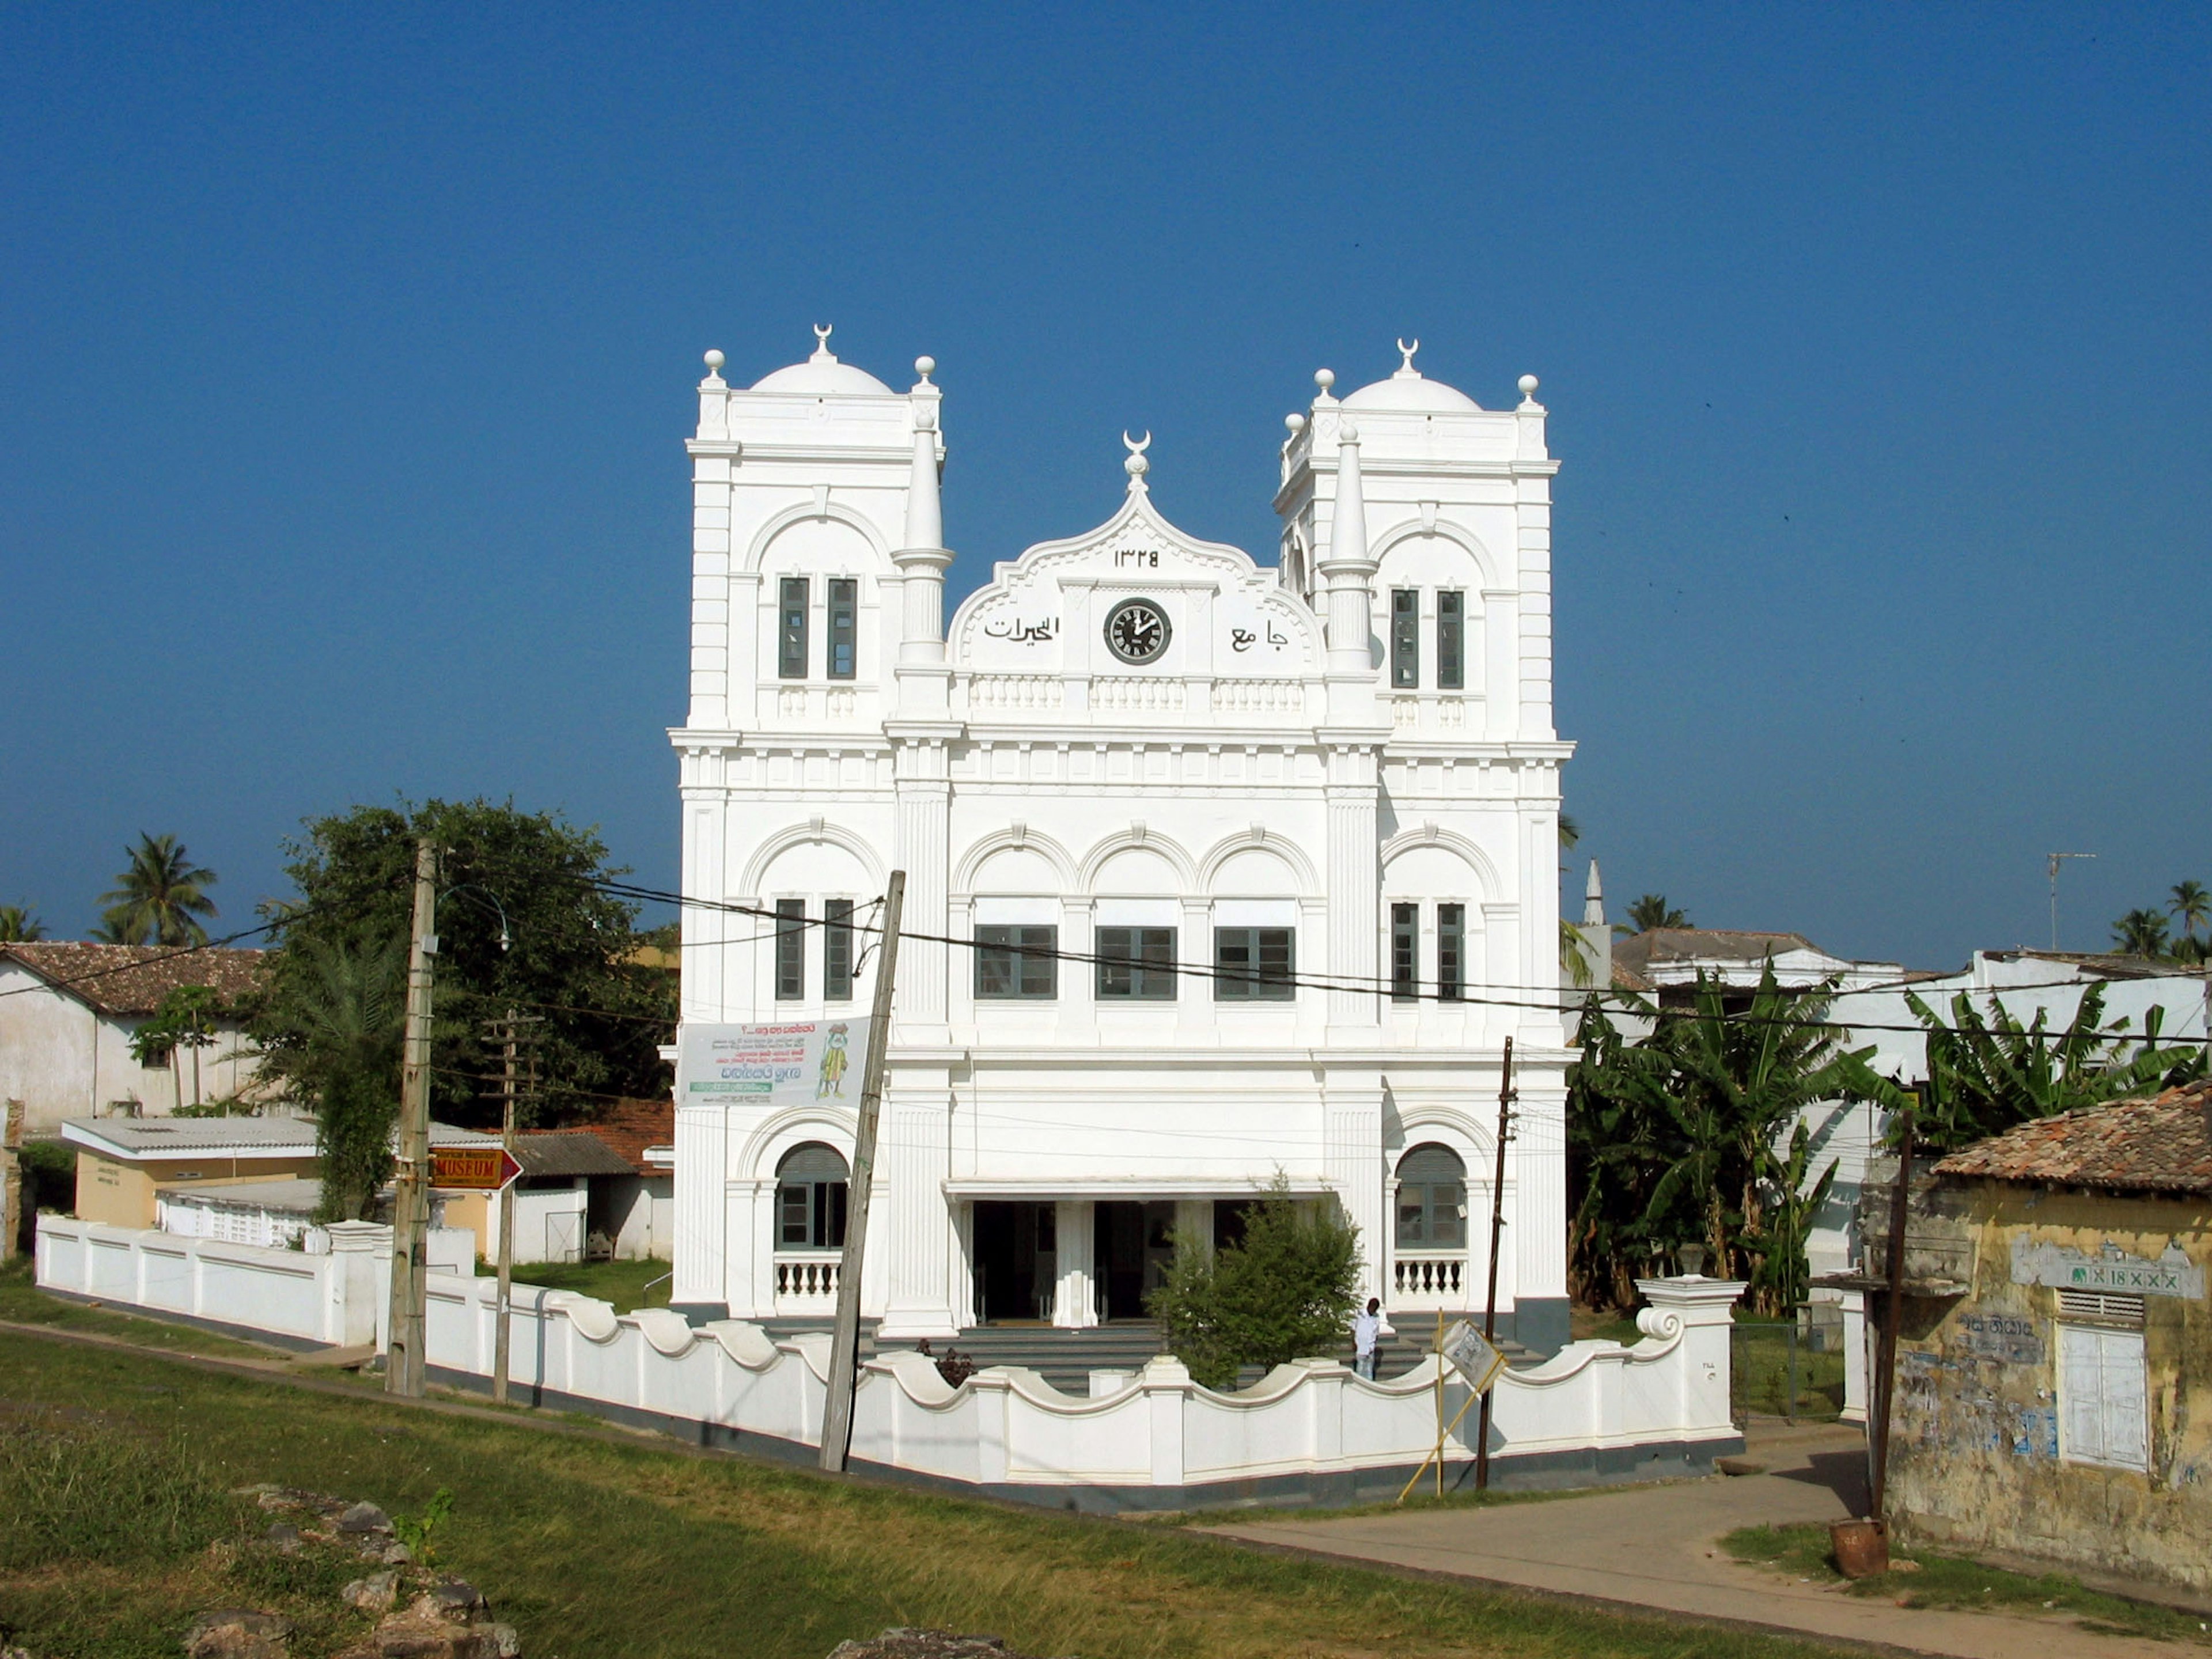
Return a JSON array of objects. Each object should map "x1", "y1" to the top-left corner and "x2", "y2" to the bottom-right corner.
[
  {"x1": 0, "y1": 944, "x2": 269, "y2": 1134},
  {"x1": 670, "y1": 330, "x2": 1575, "y2": 1352}
]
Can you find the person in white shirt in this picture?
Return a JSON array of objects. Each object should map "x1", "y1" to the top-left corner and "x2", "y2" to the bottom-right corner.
[{"x1": 1352, "y1": 1297, "x2": 1382, "y2": 1380}]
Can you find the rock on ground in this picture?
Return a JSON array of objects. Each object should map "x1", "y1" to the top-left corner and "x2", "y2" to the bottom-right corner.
[
  {"x1": 183, "y1": 1609, "x2": 294, "y2": 1659},
  {"x1": 827, "y1": 1631, "x2": 1056, "y2": 1659}
]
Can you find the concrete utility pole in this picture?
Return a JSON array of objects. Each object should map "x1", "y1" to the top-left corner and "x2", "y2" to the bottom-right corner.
[
  {"x1": 819, "y1": 870, "x2": 906, "y2": 1474},
  {"x1": 486, "y1": 1010, "x2": 543, "y2": 1406},
  {"x1": 1475, "y1": 1037, "x2": 1516, "y2": 1491},
  {"x1": 1869, "y1": 1104, "x2": 1917, "y2": 1524},
  {"x1": 385, "y1": 836, "x2": 438, "y2": 1398},
  {"x1": 2047, "y1": 851, "x2": 2095, "y2": 952}
]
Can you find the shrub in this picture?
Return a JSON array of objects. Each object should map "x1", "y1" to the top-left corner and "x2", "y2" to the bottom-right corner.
[{"x1": 1147, "y1": 1178, "x2": 1362, "y2": 1390}]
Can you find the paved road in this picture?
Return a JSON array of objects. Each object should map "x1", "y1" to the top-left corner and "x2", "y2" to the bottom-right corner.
[{"x1": 1207, "y1": 1421, "x2": 2191, "y2": 1658}]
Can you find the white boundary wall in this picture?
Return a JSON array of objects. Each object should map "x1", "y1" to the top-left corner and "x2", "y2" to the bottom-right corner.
[{"x1": 37, "y1": 1214, "x2": 1742, "y2": 1503}]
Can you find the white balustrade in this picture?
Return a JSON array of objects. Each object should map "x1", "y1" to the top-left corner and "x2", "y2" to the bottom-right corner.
[
  {"x1": 1093, "y1": 677, "x2": 1185, "y2": 714},
  {"x1": 774, "y1": 1252, "x2": 841, "y2": 1311},
  {"x1": 1214, "y1": 679, "x2": 1305, "y2": 717},
  {"x1": 1393, "y1": 1252, "x2": 1467, "y2": 1307},
  {"x1": 967, "y1": 674, "x2": 1065, "y2": 713}
]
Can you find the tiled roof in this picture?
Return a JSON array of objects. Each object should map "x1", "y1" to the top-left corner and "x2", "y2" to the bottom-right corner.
[
  {"x1": 1612, "y1": 929, "x2": 1824, "y2": 975},
  {"x1": 0, "y1": 942, "x2": 267, "y2": 1018},
  {"x1": 565, "y1": 1098, "x2": 674, "y2": 1175},
  {"x1": 514, "y1": 1130, "x2": 638, "y2": 1179},
  {"x1": 1934, "y1": 1081, "x2": 2212, "y2": 1196}
]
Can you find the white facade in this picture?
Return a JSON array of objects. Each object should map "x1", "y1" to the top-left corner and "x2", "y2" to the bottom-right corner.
[{"x1": 671, "y1": 332, "x2": 1574, "y2": 1350}]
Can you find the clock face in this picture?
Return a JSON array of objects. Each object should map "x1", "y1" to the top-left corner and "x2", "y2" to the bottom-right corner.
[{"x1": 1104, "y1": 597, "x2": 1171, "y2": 665}]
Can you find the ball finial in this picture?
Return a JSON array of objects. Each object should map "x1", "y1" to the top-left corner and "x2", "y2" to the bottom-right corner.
[
  {"x1": 703, "y1": 349, "x2": 725, "y2": 372},
  {"x1": 1285, "y1": 412, "x2": 1306, "y2": 434},
  {"x1": 915, "y1": 355, "x2": 936, "y2": 381},
  {"x1": 1518, "y1": 373, "x2": 1540, "y2": 400},
  {"x1": 1339, "y1": 417, "x2": 1360, "y2": 444},
  {"x1": 1315, "y1": 368, "x2": 1336, "y2": 392}
]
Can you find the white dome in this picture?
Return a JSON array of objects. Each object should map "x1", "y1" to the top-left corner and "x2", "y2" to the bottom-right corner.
[
  {"x1": 749, "y1": 326, "x2": 895, "y2": 395},
  {"x1": 1340, "y1": 368, "x2": 1482, "y2": 413}
]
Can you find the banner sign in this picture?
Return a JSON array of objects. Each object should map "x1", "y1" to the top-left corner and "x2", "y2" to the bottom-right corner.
[
  {"x1": 677, "y1": 1019, "x2": 870, "y2": 1109},
  {"x1": 1440, "y1": 1319, "x2": 1508, "y2": 1395},
  {"x1": 2011, "y1": 1236, "x2": 2204, "y2": 1300}
]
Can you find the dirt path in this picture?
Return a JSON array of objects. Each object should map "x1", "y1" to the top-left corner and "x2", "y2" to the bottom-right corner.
[{"x1": 1207, "y1": 1421, "x2": 2190, "y2": 1658}]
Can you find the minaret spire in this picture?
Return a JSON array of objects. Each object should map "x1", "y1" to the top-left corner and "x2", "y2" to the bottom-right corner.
[{"x1": 893, "y1": 356, "x2": 953, "y2": 716}]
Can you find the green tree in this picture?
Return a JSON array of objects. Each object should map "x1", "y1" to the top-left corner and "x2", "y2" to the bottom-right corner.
[
  {"x1": 2110, "y1": 907, "x2": 2171, "y2": 959},
  {"x1": 1558, "y1": 814, "x2": 1592, "y2": 988},
  {"x1": 0, "y1": 906, "x2": 45, "y2": 942},
  {"x1": 1147, "y1": 1179, "x2": 1363, "y2": 1390},
  {"x1": 97, "y1": 834, "x2": 219, "y2": 946},
  {"x1": 257, "y1": 930, "x2": 408, "y2": 1219},
  {"x1": 1620, "y1": 893, "x2": 1688, "y2": 935},
  {"x1": 129, "y1": 985, "x2": 224, "y2": 1109},
  {"x1": 1897, "y1": 982, "x2": 2204, "y2": 1154},
  {"x1": 1744, "y1": 1119, "x2": 1838, "y2": 1315},
  {"x1": 256, "y1": 799, "x2": 675, "y2": 1129}
]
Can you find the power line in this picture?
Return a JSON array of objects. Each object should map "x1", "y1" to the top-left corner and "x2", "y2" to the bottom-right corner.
[{"x1": 0, "y1": 912, "x2": 304, "y2": 1001}]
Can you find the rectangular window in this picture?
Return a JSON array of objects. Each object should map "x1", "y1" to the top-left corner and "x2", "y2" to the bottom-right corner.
[
  {"x1": 1391, "y1": 589, "x2": 1419, "y2": 688},
  {"x1": 823, "y1": 899, "x2": 854, "y2": 1001},
  {"x1": 1097, "y1": 926, "x2": 1177, "y2": 1000},
  {"x1": 1437, "y1": 590, "x2": 1465, "y2": 690},
  {"x1": 1391, "y1": 903, "x2": 1418, "y2": 1002},
  {"x1": 976, "y1": 925, "x2": 1057, "y2": 999},
  {"x1": 1438, "y1": 903, "x2": 1465, "y2": 1002},
  {"x1": 774, "y1": 900, "x2": 805, "y2": 1001},
  {"x1": 1214, "y1": 927, "x2": 1295, "y2": 1001},
  {"x1": 779, "y1": 577, "x2": 809, "y2": 679},
  {"x1": 2059, "y1": 1313, "x2": 2149, "y2": 1472},
  {"x1": 827, "y1": 578, "x2": 857, "y2": 680},
  {"x1": 778, "y1": 1180, "x2": 847, "y2": 1248}
]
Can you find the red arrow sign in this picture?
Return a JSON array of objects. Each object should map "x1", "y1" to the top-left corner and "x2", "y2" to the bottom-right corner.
[{"x1": 429, "y1": 1146, "x2": 523, "y2": 1191}]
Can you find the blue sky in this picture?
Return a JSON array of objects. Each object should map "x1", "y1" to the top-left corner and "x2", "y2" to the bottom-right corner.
[{"x1": 3, "y1": 5, "x2": 2205, "y2": 967}]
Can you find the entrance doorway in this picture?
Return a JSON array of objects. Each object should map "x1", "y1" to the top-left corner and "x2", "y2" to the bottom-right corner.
[
  {"x1": 1094, "y1": 1200, "x2": 1179, "y2": 1320},
  {"x1": 972, "y1": 1201, "x2": 1057, "y2": 1323}
]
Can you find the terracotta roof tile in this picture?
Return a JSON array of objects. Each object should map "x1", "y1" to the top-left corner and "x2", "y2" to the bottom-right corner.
[
  {"x1": 1, "y1": 942, "x2": 267, "y2": 1019},
  {"x1": 1933, "y1": 1080, "x2": 2212, "y2": 1196},
  {"x1": 566, "y1": 1097, "x2": 673, "y2": 1174}
]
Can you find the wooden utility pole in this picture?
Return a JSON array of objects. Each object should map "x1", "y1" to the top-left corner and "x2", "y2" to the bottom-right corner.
[
  {"x1": 1869, "y1": 1104, "x2": 1916, "y2": 1521},
  {"x1": 486, "y1": 1010, "x2": 543, "y2": 1406},
  {"x1": 819, "y1": 870, "x2": 906, "y2": 1473},
  {"x1": 1475, "y1": 1036, "x2": 1516, "y2": 1491},
  {"x1": 385, "y1": 836, "x2": 438, "y2": 1398},
  {"x1": 2, "y1": 1099, "x2": 24, "y2": 1262}
]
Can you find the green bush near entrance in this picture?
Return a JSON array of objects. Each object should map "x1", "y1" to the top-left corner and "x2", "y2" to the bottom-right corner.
[{"x1": 1147, "y1": 1178, "x2": 1362, "y2": 1391}]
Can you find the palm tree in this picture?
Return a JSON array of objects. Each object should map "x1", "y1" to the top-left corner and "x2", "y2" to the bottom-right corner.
[
  {"x1": 255, "y1": 930, "x2": 408, "y2": 1219},
  {"x1": 2171, "y1": 880, "x2": 2210, "y2": 945},
  {"x1": 1622, "y1": 893, "x2": 1689, "y2": 935},
  {"x1": 0, "y1": 906, "x2": 45, "y2": 942},
  {"x1": 2111, "y1": 908, "x2": 2170, "y2": 960},
  {"x1": 97, "y1": 834, "x2": 219, "y2": 948}
]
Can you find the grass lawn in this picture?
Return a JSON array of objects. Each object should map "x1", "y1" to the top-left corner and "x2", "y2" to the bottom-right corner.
[
  {"x1": 501, "y1": 1255, "x2": 673, "y2": 1312},
  {"x1": 0, "y1": 1324, "x2": 1863, "y2": 1659},
  {"x1": 1721, "y1": 1523, "x2": 2212, "y2": 1645}
]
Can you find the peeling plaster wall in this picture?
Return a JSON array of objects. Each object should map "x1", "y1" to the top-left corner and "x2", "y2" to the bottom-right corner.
[{"x1": 1888, "y1": 1180, "x2": 2212, "y2": 1590}]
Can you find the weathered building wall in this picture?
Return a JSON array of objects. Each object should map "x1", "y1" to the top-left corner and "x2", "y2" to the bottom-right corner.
[{"x1": 1888, "y1": 1179, "x2": 2212, "y2": 1590}]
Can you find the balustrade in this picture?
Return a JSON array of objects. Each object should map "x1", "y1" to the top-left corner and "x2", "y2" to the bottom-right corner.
[
  {"x1": 774, "y1": 1253, "x2": 841, "y2": 1310},
  {"x1": 1392, "y1": 1252, "x2": 1467, "y2": 1306}
]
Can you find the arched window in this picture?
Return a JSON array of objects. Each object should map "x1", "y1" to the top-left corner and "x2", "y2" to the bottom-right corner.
[
  {"x1": 776, "y1": 1142, "x2": 849, "y2": 1250},
  {"x1": 1395, "y1": 1143, "x2": 1466, "y2": 1249}
]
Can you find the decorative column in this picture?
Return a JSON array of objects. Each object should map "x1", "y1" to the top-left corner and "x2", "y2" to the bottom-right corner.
[
  {"x1": 876, "y1": 1079, "x2": 958, "y2": 1339},
  {"x1": 893, "y1": 358, "x2": 954, "y2": 722},
  {"x1": 671, "y1": 1100, "x2": 729, "y2": 1315},
  {"x1": 1316, "y1": 418, "x2": 1386, "y2": 1037},
  {"x1": 1054, "y1": 1199, "x2": 1097, "y2": 1328},
  {"x1": 1323, "y1": 1080, "x2": 1387, "y2": 1317}
]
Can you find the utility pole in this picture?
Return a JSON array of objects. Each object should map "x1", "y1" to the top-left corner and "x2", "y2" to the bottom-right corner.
[
  {"x1": 484, "y1": 1010, "x2": 543, "y2": 1406},
  {"x1": 385, "y1": 836, "x2": 438, "y2": 1399},
  {"x1": 2047, "y1": 851, "x2": 2095, "y2": 952},
  {"x1": 2, "y1": 1099, "x2": 24, "y2": 1262},
  {"x1": 1475, "y1": 1036, "x2": 1516, "y2": 1491},
  {"x1": 1868, "y1": 1102, "x2": 1916, "y2": 1525},
  {"x1": 819, "y1": 870, "x2": 906, "y2": 1474}
]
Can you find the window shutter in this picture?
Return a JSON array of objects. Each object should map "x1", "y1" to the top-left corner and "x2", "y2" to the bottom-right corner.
[
  {"x1": 2059, "y1": 1323, "x2": 2105, "y2": 1463},
  {"x1": 2100, "y1": 1328, "x2": 2149, "y2": 1471}
]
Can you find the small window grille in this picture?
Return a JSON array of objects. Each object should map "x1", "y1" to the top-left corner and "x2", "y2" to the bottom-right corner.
[
  {"x1": 774, "y1": 900, "x2": 805, "y2": 1001},
  {"x1": 1438, "y1": 903, "x2": 1465, "y2": 1001},
  {"x1": 2056, "y1": 1289, "x2": 2146, "y2": 1326},
  {"x1": 823, "y1": 899, "x2": 854, "y2": 1001},
  {"x1": 1390, "y1": 903, "x2": 1418, "y2": 1002},
  {"x1": 779, "y1": 577, "x2": 810, "y2": 679}
]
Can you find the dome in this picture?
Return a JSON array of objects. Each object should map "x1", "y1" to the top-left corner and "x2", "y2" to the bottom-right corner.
[
  {"x1": 1339, "y1": 341, "x2": 1482, "y2": 412},
  {"x1": 749, "y1": 325, "x2": 895, "y2": 396}
]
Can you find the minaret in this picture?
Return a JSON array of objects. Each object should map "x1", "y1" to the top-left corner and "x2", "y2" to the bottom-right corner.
[
  {"x1": 892, "y1": 357, "x2": 953, "y2": 720},
  {"x1": 1318, "y1": 415, "x2": 1380, "y2": 725},
  {"x1": 1577, "y1": 859, "x2": 1611, "y2": 989}
]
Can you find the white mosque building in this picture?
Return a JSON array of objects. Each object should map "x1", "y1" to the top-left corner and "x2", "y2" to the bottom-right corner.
[{"x1": 669, "y1": 328, "x2": 1575, "y2": 1353}]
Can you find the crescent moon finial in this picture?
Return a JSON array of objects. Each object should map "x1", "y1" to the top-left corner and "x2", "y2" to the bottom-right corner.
[
  {"x1": 1123, "y1": 429, "x2": 1152, "y2": 455},
  {"x1": 1397, "y1": 338, "x2": 1419, "y2": 373},
  {"x1": 812, "y1": 322, "x2": 834, "y2": 358}
]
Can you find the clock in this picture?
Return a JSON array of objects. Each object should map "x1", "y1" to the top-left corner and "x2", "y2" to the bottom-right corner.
[{"x1": 1104, "y1": 597, "x2": 1171, "y2": 665}]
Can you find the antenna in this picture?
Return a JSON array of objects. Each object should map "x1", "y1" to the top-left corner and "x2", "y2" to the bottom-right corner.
[{"x1": 2047, "y1": 851, "x2": 2096, "y2": 952}]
